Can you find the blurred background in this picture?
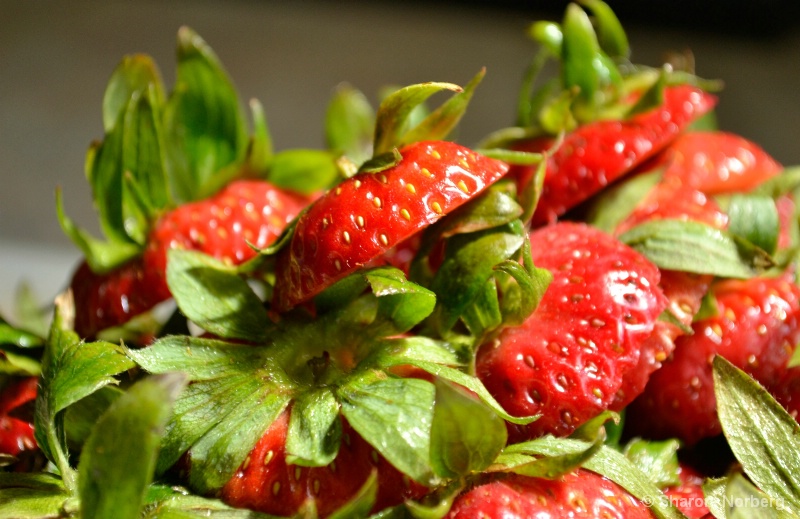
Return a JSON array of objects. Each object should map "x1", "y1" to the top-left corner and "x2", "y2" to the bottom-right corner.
[{"x1": 2, "y1": 0, "x2": 799, "y2": 313}]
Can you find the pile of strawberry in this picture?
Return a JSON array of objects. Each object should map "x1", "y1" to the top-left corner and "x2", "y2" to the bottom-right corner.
[{"x1": 4, "y1": 2, "x2": 800, "y2": 518}]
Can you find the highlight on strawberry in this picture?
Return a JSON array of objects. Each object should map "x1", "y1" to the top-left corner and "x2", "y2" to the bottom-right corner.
[{"x1": 4, "y1": 1, "x2": 800, "y2": 518}]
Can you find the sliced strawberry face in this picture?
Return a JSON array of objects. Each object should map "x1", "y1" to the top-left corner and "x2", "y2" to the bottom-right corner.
[
  {"x1": 272, "y1": 140, "x2": 510, "y2": 311},
  {"x1": 524, "y1": 85, "x2": 716, "y2": 226},
  {"x1": 476, "y1": 222, "x2": 667, "y2": 440},
  {"x1": 626, "y1": 273, "x2": 800, "y2": 445},
  {"x1": 446, "y1": 469, "x2": 656, "y2": 518},
  {"x1": 658, "y1": 131, "x2": 783, "y2": 195}
]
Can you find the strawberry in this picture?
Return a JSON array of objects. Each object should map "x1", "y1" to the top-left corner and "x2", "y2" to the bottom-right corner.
[
  {"x1": 516, "y1": 85, "x2": 717, "y2": 226},
  {"x1": 655, "y1": 131, "x2": 783, "y2": 195},
  {"x1": 626, "y1": 272, "x2": 800, "y2": 445},
  {"x1": 476, "y1": 222, "x2": 667, "y2": 439},
  {"x1": 221, "y1": 409, "x2": 426, "y2": 517},
  {"x1": 71, "y1": 180, "x2": 309, "y2": 339},
  {"x1": 272, "y1": 140, "x2": 509, "y2": 311},
  {"x1": 445, "y1": 469, "x2": 656, "y2": 518},
  {"x1": 769, "y1": 366, "x2": 800, "y2": 421},
  {"x1": 662, "y1": 463, "x2": 712, "y2": 519},
  {"x1": 0, "y1": 376, "x2": 38, "y2": 459}
]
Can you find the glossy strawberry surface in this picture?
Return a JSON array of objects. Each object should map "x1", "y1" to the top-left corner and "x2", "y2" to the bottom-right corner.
[
  {"x1": 272, "y1": 140, "x2": 509, "y2": 311},
  {"x1": 446, "y1": 469, "x2": 656, "y2": 518},
  {"x1": 526, "y1": 85, "x2": 717, "y2": 226},
  {"x1": 0, "y1": 376, "x2": 37, "y2": 458},
  {"x1": 476, "y1": 222, "x2": 667, "y2": 439}
]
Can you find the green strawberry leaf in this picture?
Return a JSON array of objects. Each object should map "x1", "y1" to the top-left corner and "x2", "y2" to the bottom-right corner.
[
  {"x1": 0, "y1": 473, "x2": 71, "y2": 519},
  {"x1": 0, "y1": 348, "x2": 40, "y2": 376},
  {"x1": 506, "y1": 436, "x2": 604, "y2": 480},
  {"x1": 246, "y1": 98, "x2": 273, "y2": 172},
  {"x1": 720, "y1": 193, "x2": 780, "y2": 256},
  {"x1": 371, "y1": 336, "x2": 536, "y2": 426},
  {"x1": 285, "y1": 388, "x2": 342, "y2": 467},
  {"x1": 702, "y1": 476, "x2": 728, "y2": 519},
  {"x1": 166, "y1": 249, "x2": 271, "y2": 341},
  {"x1": 622, "y1": 438, "x2": 682, "y2": 489},
  {"x1": 55, "y1": 188, "x2": 141, "y2": 273},
  {"x1": 78, "y1": 373, "x2": 187, "y2": 519},
  {"x1": 164, "y1": 26, "x2": 248, "y2": 203},
  {"x1": 373, "y1": 82, "x2": 461, "y2": 156},
  {"x1": 338, "y1": 372, "x2": 436, "y2": 485},
  {"x1": 429, "y1": 378, "x2": 507, "y2": 479},
  {"x1": 429, "y1": 222, "x2": 525, "y2": 334},
  {"x1": 64, "y1": 385, "x2": 123, "y2": 449},
  {"x1": 401, "y1": 68, "x2": 485, "y2": 146},
  {"x1": 586, "y1": 169, "x2": 662, "y2": 234},
  {"x1": 619, "y1": 219, "x2": 773, "y2": 278},
  {"x1": 753, "y1": 166, "x2": 800, "y2": 200},
  {"x1": 366, "y1": 267, "x2": 437, "y2": 333},
  {"x1": 460, "y1": 279, "x2": 502, "y2": 339},
  {"x1": 102, "y1": 54, "x2": 165, "y2": 133},
  {"x1": 713, "y1": 356, "x2": 800, "y2": 516},
  {"x1": 580, "y1": 0, "x2": 629, "y2": 58},
  {"x1": 562, "y1": 3, "x2": 601, "y2": 105},
  {"x1": 436, "y1": 181, "x2": 523, "y2": 239},
  {"x1": 142, "y1": 488, "x2": 279, "y2": 518},
  {"x1": 501, "y1": 438, "x2": 688, "y2": 519},
  {"x1": 725, "y1": 472, "x2": 792, "y2": 519},
  {"x1": 326, "y1": 83, "x2": 376, "y2": 166},
  {"x1": 268, "y1": 149, "x2": 340, "y2": 195},
  {"x1": 34, "y1": 293, "x2": 135, "y2": 492},
  {"x1": 358, "y1": 148, "x2": 403, "y2": 174}
]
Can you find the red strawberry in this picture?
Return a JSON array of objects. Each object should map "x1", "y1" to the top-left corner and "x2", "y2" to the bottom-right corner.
[
  {"x1": 769, "y1": 366, "x2": 800, "y2": 421},
  {"x1": 626, "y1": 272, "x2": 800, "y2": 445},
  {"x1": 445, "y1": 469, "x2": 656, "y2": 518},
  {"x1": 220, "y1": 408, "x2": 426, "y2": 517},
  {"x1": 71, "y1": 180, "x2": 309, "y2": 339},
  {"x1": 272, "y1": 140, "x2": 509, "y2": 311},
  {"x1": 0, "y1": 376, "x2": 38, "y2": 459},
  {"x1": 656, "y1": 131, "x2": 783, "y2": 195},
  {"x1": 476, "y1": 222, "x2": 667, "y2": 440},
  {"x1": 662, "y1": 463, "x2": 712, "y2": 519},
  {"x1": 516, "y1": 85, "x2": 716, "y2": 226}
]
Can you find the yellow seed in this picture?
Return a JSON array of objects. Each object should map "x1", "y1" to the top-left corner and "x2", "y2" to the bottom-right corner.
[
  {"x1": 295, "y1": 467, "x2": 302, "y2": 480},
  {"x1": 459, "y1": 158, "x2": 469, "y2": 169},
  {"x1": 334, "y1": 259, "x2": 342, "y2": 271},
  {"x1": 420, "y1": 167, "x2": 433, "y2": 177},
  {"x1": 373, "y1": 197, "x2": 382, "y2": 208},
  {"x1": 431, "y1": 150, "x2": 441, "y2": 159},
  {"x1": 242, "y1": 456, "x2": 251, "y2": 469},
  {"x1": 322, "y1": 217, "x2": 330, "y2": 229},
  {"x1": 354, "y1": 179, "x2": 362, "y2": 189},
  {"x1": 400, "y1": 209, "x2": 411, "y2": 221},
  {"x1": 379, "y1": 234, "x2": 389, "y2": 246},
  {"x1": 272, "y1": 481, "x2": 281, "y2": 496},
  {"x1": 457, "y1": 180, "x2": 469, "y2": 193},
  {"x1": 356, "y1": 215, "x2": 365, "y2": 228},
  {"x1": 335, "y1": 187, "x2": 342, "y2": 195},
  {"x1": 379, "y1": 174, "x2": 388, "y2": 184},
  {"x1": 371, "y1": 450, "x2": 380, "y2": 465},
  {"x1": 264, "y1": 450, "x2": 275, "y2": 465},
  {"x1": 431, "y1": 201, "x2": 443, "y2": 214},
  {"x1": 343, "y1": 231, "x2": 351, "y2": 244},
  {"x1": 406, "y1": 183, "x2": 416, "y2": 194},
  {"x1": 313, "y1": 479, "x2": 321, "y2": 495}
]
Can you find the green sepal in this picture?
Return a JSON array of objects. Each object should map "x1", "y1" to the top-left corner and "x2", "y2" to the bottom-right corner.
[
  {"x1": 0, "y1": 319, "x2": 44, "y2": 350},
  {"x1": 429, "y1": 378, "x2": 507, "y2": 479},
  {"x1": 496, "y1": 435, "x2": 604, "y2": 480},
  {"x1": 55, "y1": 188, "x2": 141, "y2": 274},
  {"x1": 713, "y1": 356, "x2": 800, "y2": 516},
  {"x1": 401, "y1": 68, "x2": 485, "y2": 146},
  {"x1": 359, "y1": 148, "x2": 403, "y2": 175},
  {"x1": 529, "y1": 21, "x2": 563, "y2": 57},
  {"x1": 428, "y1": 222, "x2": 525, "y2": 334},
  {"x1": 586, "y1": 169, "x2": 662, "y2": 234},
  {"x1": 34, "y1": 293, "x2": 135, "y2": 492},
  {"x1": 626, "y1": 68, "x2": 668, "y2": 118},
  {"x1": 78, "y1": 373, "x2": 187, "y2": 519},
  {"x1": 64, "y1": 385, "x2": 123, "y2": 449},
  {"x1": 325, "y1": 83, "x2": 376, "y2": 167},
  {"x1": 580, "y1": 0, "x2": 629, "y2": 58},
  {"x1": 285, "y1": 388, "x2": 342, "y2": 467},
  {"x1": 164, "y1": 26, "x2": 248, "y2": 203},
  {"x1": 618, "y1": 219, "x2": 773, "y2": 279},
  {"x1": 622, "y1": 438, "x2": 682, "y2": 489},
  {"x1": 0, "y1": 473, "x2": 71, "y2": 519},
  {"x1": 338, "y1": 372, "x2": 437, "y2": 485},
  {"x1": 142, "y1": 486, "x2": 279, "y2": 518},
  {"x1": 366, "y1": 267, "x2": 438, "y2": 333},
  {"x1": 165, "y1": 249, "x2": 271, "y2": 342},
  {"x1": 754, "y1": 166, "x2": 800, "y2": 199},
  {"x1": 246, "y1": 98, "x2": 273, "y2": 172},
  {"x1": 720, "y1": 193, "x2": 780, "y2": 256},
  {"x1": 371, "y1": 336, "x2": 536, "y2": 426},
  {"x1": 373, "y1": 82, "x2": 461, "y2": 156},
  {"x1": 267, "y1": 149, "x2": 341, "y2": 195},
  {"x1": 102, "y1": 53, "x2": 165, "y2": 133}
]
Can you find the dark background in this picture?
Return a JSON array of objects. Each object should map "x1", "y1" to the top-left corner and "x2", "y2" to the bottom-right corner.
[{"x1": 2, "y1": 0, "x2": 799, "y2": 307}]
